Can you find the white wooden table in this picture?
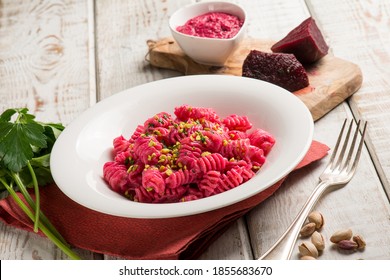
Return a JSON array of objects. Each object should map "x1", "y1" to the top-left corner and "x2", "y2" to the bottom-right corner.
[{"x1": 1, "y1": 0, "x2": 390, "y2": 260}]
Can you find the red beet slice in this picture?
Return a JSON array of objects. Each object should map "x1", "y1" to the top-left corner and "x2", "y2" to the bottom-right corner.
[
  {"x1": 242, "y1": 50, "x2": 309, "y2": 92},
  {"x1": 271, "y1": 17, "x2": 329, "y2": 64}
]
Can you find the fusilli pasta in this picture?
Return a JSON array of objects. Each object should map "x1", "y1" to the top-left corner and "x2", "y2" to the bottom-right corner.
[{"x1": 103, "y1": 105, "x2": 275, "y2": 203}]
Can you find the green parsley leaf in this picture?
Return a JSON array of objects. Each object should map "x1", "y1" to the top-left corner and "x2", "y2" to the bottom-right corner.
[
  {"x1": 0, "y1": 108, "x2": 18, "y2": 122},
  {"x1": 0, "y1": 111, "x2": 47, "y2": 172},
  {"x1": 0, "y1": 107, "x2": 81, "y2": 259}
]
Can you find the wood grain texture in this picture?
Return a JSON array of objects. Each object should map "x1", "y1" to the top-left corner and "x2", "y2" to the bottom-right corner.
[
  {"x1": 0, "y1": 224, "x2": 99, "y2": 260},
  {"x1": 247, "y1": 1, "x2": 390, "y2": 260},
  {"x1": 306, "y1": 0, "x2": 390, "y2": 199},
  {"x1": 94, "y1": 0, "x2": 188, "y2": 100},
  {"x1": 148, "y1": 37, "x2": 363, "y2": 121},
  {"x1": 0, "y1": 0, "x2": 96, "y2": 260},
  {"x1": 1, "y1": 0, "x2": 390, "y2": 261},
  {"x1": 198, "y1": 218, "x2": 253, "y2": 260},
  {"x1": 248, "y1": 105, "x2": 390, "y2": 259},
  {"x1": 0, "y1": 0, "x2": 93, "y2": 125}
]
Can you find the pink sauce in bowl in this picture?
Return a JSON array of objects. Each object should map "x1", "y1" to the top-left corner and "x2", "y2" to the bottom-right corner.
[
  {"x1": 176, "y1": 12, "x2": 244, "y2": 39},
  {"x1": 169, "y1": 2, "x2": 247, "y2": 66}
]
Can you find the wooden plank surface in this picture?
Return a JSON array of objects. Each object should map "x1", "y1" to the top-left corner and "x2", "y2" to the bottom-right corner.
[
  {"x1": 248, "y1": 105, "x2": 390, "y2": 259},
  {"x1": 247, "y1": 0, "x2": 390, "y2": 260},
  {"x1": 0, "y1": 0, "x2": 94, "y2": 125},
  {"x1": 307, "y1": 0, "x2": 390, "y2": 199},
  {"x1": 0, "y1": 0, "x2": 96, "y2": 259},
  {"x1": 94, "y1": 0, "x2": 185, "y2": 100},
  {"x1": 1, "y1": 0, "x2": 390, "y2": 261}
]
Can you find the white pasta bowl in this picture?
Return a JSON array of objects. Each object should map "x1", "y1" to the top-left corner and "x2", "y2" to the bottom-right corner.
[
  {"x1": 169, "y1": 1, "x2": 247, "y2": 66},
  {"x1": 51, "y1": 75, "x2": 313, "y2": 219}
]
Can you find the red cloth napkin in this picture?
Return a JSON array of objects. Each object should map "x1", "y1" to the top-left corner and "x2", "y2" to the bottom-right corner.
[{"x1": 0, "y1": 140, "x2": 329, "y2": 260}]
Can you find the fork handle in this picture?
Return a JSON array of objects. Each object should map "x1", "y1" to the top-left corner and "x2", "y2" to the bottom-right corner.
[{"x1": 258, "y1": 180, "x2": 330, "y2": 260}]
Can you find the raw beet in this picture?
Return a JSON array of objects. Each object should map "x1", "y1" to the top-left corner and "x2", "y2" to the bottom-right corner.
[
  {"x1": 242, "y1": 50, "x2": 309, "y2": 92},
  {"x1": 271, "y1": 17, "x2": 329, "y2": 64}
]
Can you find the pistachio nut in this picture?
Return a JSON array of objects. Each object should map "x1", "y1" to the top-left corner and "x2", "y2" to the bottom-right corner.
[
  {"x1": 298, "y1": 241, "x2": 319, "y2": 258},
  {"x1": 353, "y1": 235, "x2": 366, "y2": 250},
  {"x1": 300, "y1": 255, "x2": 317, "y2": 260},
  {"x1": 330, "y1": 228, "x2": 353, "y2": 243},
  {"x1": 311, "y1": 231, "x2": 325, "y2": 251},
  {"x1": 337, "y1": 240, "x2": 358, "y2": 251},
  {"x1": 300, "y1": 222, "x2": 316, "y2": 237},
  {"x1": 308, "y1": 211, "x2": 324, "y2": 230}
]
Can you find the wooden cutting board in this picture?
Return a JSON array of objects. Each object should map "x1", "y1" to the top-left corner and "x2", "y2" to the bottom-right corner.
[{"x1": 146, "y1": 37, "x2": 363, "y2": 121}]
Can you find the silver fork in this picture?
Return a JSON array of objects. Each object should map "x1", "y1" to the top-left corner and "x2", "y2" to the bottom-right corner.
[{"x1": 259, "y1": 119, "x2": 368, "y2": 260}]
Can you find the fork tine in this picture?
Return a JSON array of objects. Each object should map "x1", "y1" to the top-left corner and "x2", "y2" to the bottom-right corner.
[
  {"x1": 334, "y1": 119, "x2": 354, "y2": 169},
  {"x1": 321, "y1": 119, "x2": 367, "y2": 181},
  {"x1": 344, "y1": 120, "x2": 362, "y2": 169},
  {"x1": 348, "y1": 120, "x2": 367, "y2": 173},
  {"x1": 326, "y1": 119, "x2": 347, "y2": 170}
]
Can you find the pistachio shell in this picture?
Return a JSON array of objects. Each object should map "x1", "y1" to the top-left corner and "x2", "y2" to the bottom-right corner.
[
  {"x1": 298, "y1": 241, "x2": 319, "y2": 258},
  {"x1": 311, "y1": 231, "x2": 325, "y2": 251},
  {"x1": 300, "y1": 222, "x2": 316, "y2": 237},
  {"x1": 300, "y1": 256, "x2": 317, "y2": 260},
  {"x1": 353, "y1": 235, "x2": 366, "y2": 250},
  {"x1": 308, "y1": 211, "x2": 324, "y2": 229},
  {"x1": 330, "y1": 229, "x2": 353, "y2": 243}
]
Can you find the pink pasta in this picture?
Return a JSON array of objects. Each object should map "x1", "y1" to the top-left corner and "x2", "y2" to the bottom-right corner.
[
  {"x1": 174, "y1": 105, "x2": 220, "y2": 123},
  {"x1": 103, "y1": 105, "x2": 275, "y2": 203},
  {"x1": 103, "y1": 161, "x2": 129, "y2": 194},
  {"x1": 248, "y1": 128, "x2": 276, "y2": 156},
  {"x1": 113, "y1": 135, "x2": 130, "y2": 154},
  {"x1": 194, "y1": 153, "x2": 227, "y2": 174},
  {"x1": 199, "y1": 170, "x2": 221, "y2": 196},
  {"x1": 144, "y1": 112, "x2": 173, "y2": 133},
  {"x1": 222, "y1": 114, "x2": 252, "y2": 131},
  {"x1": 166, "y1": 169, "x2": 196, "y2": 189}
]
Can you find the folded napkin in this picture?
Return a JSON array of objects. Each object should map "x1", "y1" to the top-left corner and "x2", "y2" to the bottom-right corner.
[{"x1": 0, "y1": 140, "x2": 329, "y2": 260}]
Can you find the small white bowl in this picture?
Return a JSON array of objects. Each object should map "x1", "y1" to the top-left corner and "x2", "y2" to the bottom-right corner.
[{"x1": 169, "y1": 1, "x2": 247, "y2": 66}]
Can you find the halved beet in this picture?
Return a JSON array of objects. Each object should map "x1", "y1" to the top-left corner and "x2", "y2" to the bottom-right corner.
[
  {"x1": 242, "y1": 50, "x2": 309, "y2": 92},
  {"x1": 271, "y1": 17, "x2": 329, "y2": 64}
]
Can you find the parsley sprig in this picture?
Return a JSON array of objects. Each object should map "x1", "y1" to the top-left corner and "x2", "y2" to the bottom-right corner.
[{"x1": 0, "y1": 108, "x2": 81, "y2": 260}]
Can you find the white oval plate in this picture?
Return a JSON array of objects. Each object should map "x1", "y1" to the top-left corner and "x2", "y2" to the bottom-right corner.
[{"x1": 51, "y1": 75, "x2": 313, "y2": 219}]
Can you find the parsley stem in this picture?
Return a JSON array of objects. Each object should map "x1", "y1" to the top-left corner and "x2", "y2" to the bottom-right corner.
[
  {"x1": 0, "y1": 178, "x2": 81, "y2": 260},
  {"x1": 11, "y1": 172, "x2": 68, "y2": 245},
  {"x1": 26, "y1": 161, "x2": 40, "y2": 232}
]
